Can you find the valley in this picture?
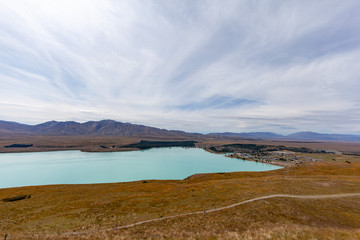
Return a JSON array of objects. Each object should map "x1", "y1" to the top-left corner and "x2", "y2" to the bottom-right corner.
[{"x1": 1, "y1": 120, "x2": 360, "y2": 239}]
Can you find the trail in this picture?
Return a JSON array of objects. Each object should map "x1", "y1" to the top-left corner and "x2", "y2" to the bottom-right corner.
[{"x1": 65, "y1": 193, "x2": 360, "y2": 236}]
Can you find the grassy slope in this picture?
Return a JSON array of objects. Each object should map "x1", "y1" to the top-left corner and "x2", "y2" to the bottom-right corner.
[{"x1": 1, "y1": 160, "x2": 360, "y2": 239}]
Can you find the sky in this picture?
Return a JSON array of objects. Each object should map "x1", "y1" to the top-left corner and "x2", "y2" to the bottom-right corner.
[{"x1": 0, "y1": 0, "x2": 360, "y2": 134}]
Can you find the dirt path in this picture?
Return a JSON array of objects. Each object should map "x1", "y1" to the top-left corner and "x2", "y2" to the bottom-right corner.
[{"x1": 61, "y1": 192, "x2": 360, "y2": 236}]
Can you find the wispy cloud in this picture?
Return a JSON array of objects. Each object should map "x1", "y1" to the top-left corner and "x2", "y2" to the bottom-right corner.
[
  {"x1": 0, "y1": 0, "x2": 359, "y2": 134},
  {"x1": 175, "y1": 96, "x2": 256, "y2": 110}
]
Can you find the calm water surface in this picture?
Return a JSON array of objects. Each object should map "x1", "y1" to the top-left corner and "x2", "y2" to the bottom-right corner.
[{"x1": 0, "y1": 147, "x2": 281, "y2": 188}]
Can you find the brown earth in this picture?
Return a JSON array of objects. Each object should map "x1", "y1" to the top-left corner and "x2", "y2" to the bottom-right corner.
[
  {"x1": 0, "y1": 135, "x2": 201, "y2": 153},
  {"x1": 1, "y1": 135, "x2": 360, "y2": 154},
  {"x1": 1, "y1": 159, "x2": 360, "y2": 239},
  {"x1": 1, "y1": 136, "x2": 360, "y2": 239}
]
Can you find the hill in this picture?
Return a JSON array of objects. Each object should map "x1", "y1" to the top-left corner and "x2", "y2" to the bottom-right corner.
[
  {"x1": 1, "y1": 120, "x2": 360, "y2": 141},
  {"x1": 207, "y1": 132, "x2": 285, "y2": 139},
  {"x1": 1, "y1": 161, "x2": 360, "y2": 239},
  {"x1": 0, "y1": 120, "x2": 199, "y2": 137},
  {"x1": 286, "y1": 131, "x2": 360, "y2": 141},
  {"x1": 208, "y1": 131, "x2": 360, "y2": 142}
]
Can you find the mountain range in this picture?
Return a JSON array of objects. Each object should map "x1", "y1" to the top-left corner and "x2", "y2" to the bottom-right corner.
[
  {"x1": 1, "y1": 120, "x2": 360, "y2": 141},
  {"x1": 207, "y1": 131, "x2": 360, "y2": 141},
  {"x1": 0, "y1": 120, "x2": 197, "y2": 137}
]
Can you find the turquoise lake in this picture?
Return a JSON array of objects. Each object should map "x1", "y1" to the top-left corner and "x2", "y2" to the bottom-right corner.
[{"x1": 0, "y1": 147, "x2": 281, "y2": 189}]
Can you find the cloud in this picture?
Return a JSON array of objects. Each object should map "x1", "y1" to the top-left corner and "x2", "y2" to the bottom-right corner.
[
  {"x1": 0, "y1": 0, "x2": 359, "y2": 134},
  {"x1": 175, "y1": 96, "x2": 256, "y2": 110}
]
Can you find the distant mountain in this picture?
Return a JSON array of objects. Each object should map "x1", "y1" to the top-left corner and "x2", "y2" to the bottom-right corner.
[
  {"x1": 208, "y1": 131, "x2": 360, "y2": 142},
  {"x1": 286, "y1": 131, "x2": 360, "y2": 141},
  {"x1": 1, "y1": 120, "x2": 360, "y2": 141},
  {"x1": 0, "y1": 120, "x2": 32, "y2": 134},
  {"x1": 0, "y1": 120, "x2": 199, "y2": 137},
  {"x1": 207, "y1": 132, "x2": 285, "y2": 139}
]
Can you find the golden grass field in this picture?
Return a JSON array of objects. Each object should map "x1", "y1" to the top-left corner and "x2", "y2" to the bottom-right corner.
[{"x1": 1, "y1": 137, "x2": 360, "y2": 239}]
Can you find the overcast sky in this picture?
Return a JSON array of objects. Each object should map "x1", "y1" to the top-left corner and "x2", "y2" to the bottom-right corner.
[{"x1": 1, "y1": 0, "x2": 360, "y2": 134}]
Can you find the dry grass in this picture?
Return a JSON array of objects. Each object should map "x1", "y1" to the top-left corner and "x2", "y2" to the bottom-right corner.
[
  {"x1": 0, "y1": 135, "x2": 202, "y2": 153},
  {"x1": 2, "y1": 135, "x2": 360, "y2": 154},
  {"x1": 1, "y1": 159, "x2": 360, "y2": 239},
  {"x1": 199, "y1": 139, "x2": 360, "y2": 155}
]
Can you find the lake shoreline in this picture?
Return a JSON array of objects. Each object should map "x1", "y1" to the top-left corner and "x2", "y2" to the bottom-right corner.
[
  {"x1": 0, "y1": 147, "x2": 281, "y2": 189},
  {"x1": 1, "y1": 161, "x2": 360, "y2": 239},
  {"x1": 204, "y1": 148, "x2": 290, "y2": 167}
]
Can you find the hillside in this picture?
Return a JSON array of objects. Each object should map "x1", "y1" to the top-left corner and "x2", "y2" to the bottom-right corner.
[{"x1": 1, "y1": 160, "x2": 360, "y2": 239}]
